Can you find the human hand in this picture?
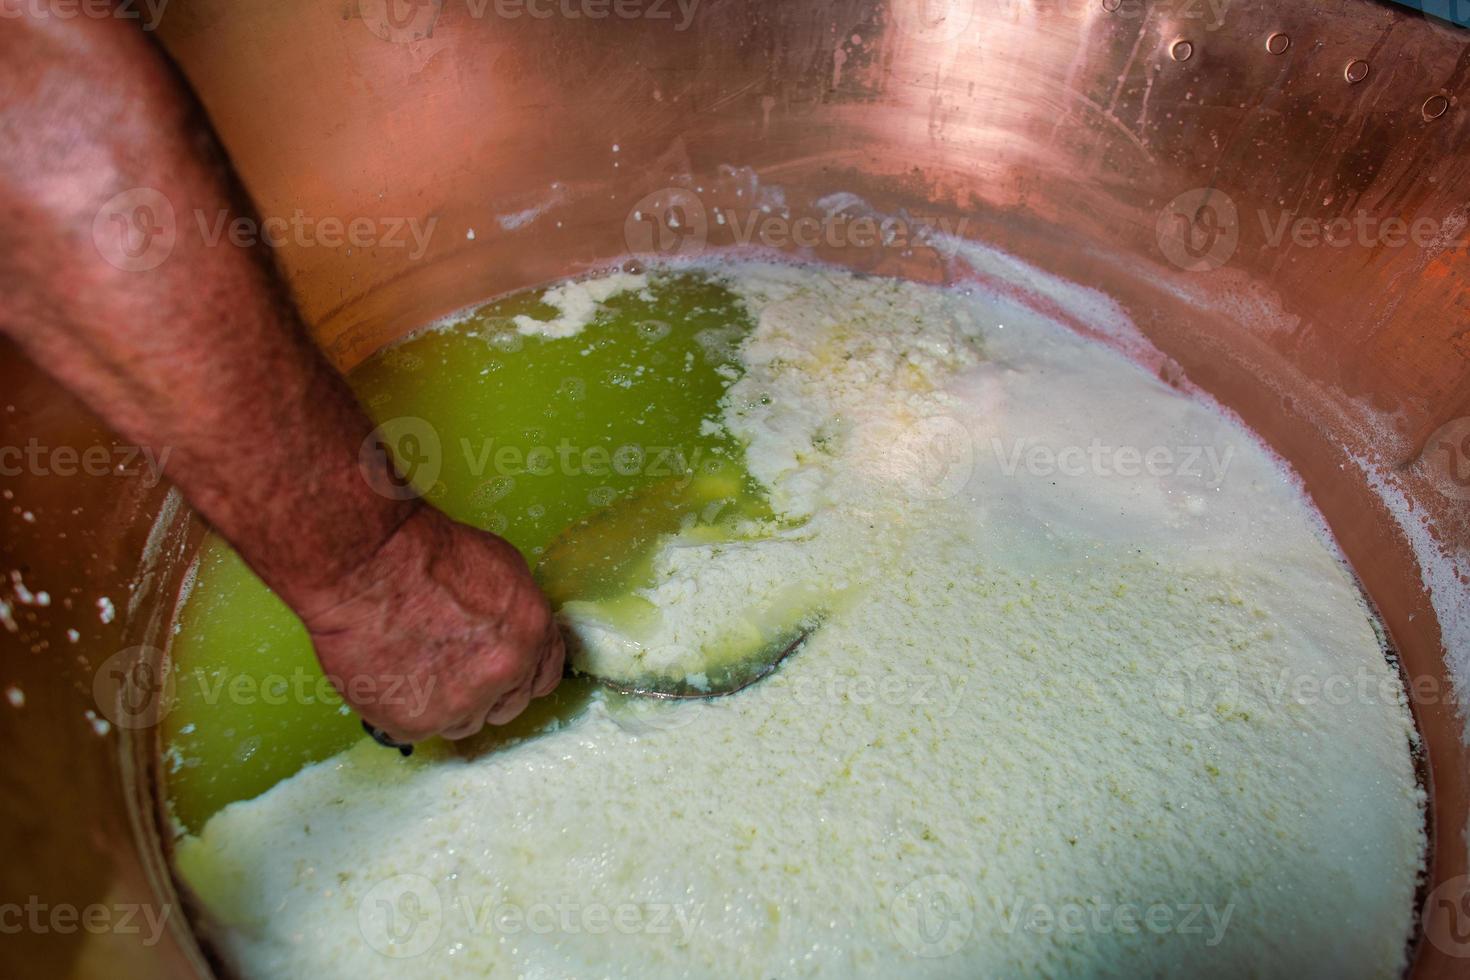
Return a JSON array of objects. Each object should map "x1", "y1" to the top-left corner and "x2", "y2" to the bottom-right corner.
[
  {"x1": 298, "y1": 506, "x2": 565, "y2": 743},
  {"x1": 0, "y1": 12, "x2": 565, "y2": 747}
]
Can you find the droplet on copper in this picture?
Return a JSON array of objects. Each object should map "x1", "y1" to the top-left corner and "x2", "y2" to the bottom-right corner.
[{"x1": 1422, "y1": 94, "x2": 1451, "y2": 121}]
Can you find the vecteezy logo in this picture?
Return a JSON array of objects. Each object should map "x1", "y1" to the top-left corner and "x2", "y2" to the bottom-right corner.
[
  {"x1": 359, "y1": 416, "x2": 443, "y2": 500},
  {"x1": 1423, "y1": 874, "x2": 1470, "y2": 958},
  {"x1": 890, "y1": 0, "x2": 976, "y2": 44},
  {"x1": 891, "y1": 874, "x2": 974, "y2": 958},
  {"x1": 358, "y1": 0, "x2": 443, "y2": 43},
  {"x1": 358, "y1": 875, "x2": 443, "y2": 958},
  {"x1": 603, "y1": 692, "x2": 699, "y2": 735},
  {"x1": 93, "y1": 646, "x2": 175, "y2": 730},
  {"x1": 1156, "y1": 188, "x2": 1239, "y2": 272},
  {"x1": 1421, "y1": 416, "x2": 1470, "y2": 502},
  {"x1": 92, "y1": 188, "x2": 177, "y2": 272},
  {"x1": 1152, "y1": 649, "x2": 1246, "y2": 730},
  {"x1": 623, "y1": 188, "x2": 709, "y2": 258},
  {"x1": 897, "y1": 415, "x2": 975, "y2": 501}
]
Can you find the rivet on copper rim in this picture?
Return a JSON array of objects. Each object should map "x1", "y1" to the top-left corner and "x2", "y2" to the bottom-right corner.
[
  {"x1": 1265, "y1": 32, "x2": 1291, "y2": 55},
  {"x1": 1170, "y1": 39, "x2": 1194, "y2": 62},
  {"x1": 1422, "y1": 94, "x2": 1451, "y2": 121},
  {"x1": 1345, "y1": 59, "x2": 1370, "y2": 84}
]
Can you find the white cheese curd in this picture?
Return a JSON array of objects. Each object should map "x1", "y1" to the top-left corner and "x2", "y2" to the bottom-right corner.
[
  {"x1": 511, "y1": 272, "x2": 650, "y2": 339},
  {"x1": 176, "y1": 260, "x2": 1425, "y2": 979}
]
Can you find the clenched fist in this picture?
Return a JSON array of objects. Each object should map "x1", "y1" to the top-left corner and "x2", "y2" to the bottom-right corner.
[{"x1": 301, "y1": 508, "x2": 565, "y2": 742}]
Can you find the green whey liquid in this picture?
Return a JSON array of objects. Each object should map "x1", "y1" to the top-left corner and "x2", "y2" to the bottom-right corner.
[{"x1": 163, "y1": 271, "x2": 766, "y2": 832}]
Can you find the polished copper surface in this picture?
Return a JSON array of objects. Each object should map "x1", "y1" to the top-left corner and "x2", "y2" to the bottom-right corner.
[{"x1": 1, "y1": 1, "x2": 1467, "y2": 976}]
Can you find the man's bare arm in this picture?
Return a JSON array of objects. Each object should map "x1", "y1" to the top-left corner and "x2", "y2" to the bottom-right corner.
[{"x1": 0, "y1": 13, "x2": 563, "y2": 740}]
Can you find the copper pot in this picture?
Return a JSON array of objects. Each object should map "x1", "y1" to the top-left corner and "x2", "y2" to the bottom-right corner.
[{"x1": 1, "y1": 0, "x2": 1466, "y2": 976}]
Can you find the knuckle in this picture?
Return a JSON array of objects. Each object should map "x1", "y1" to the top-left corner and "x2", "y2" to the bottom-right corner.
[{"x1": 482, "y1": 653, "x2": 523, "y2": 691}]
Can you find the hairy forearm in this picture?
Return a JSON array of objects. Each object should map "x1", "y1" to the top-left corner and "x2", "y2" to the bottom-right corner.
[{"x1": 0, "y1": 14, "x2": 416, "y2": 611}]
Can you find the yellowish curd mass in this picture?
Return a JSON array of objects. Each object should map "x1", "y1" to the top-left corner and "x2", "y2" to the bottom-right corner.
[{"x1": 172, "y1": 261, "x2": 1425, "y2": 979}]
